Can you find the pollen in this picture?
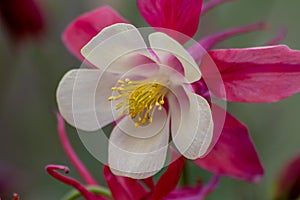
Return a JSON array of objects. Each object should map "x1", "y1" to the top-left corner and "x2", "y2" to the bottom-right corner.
[{"x1": 108, "y1": 78, "x2": 168, "y2": 127}]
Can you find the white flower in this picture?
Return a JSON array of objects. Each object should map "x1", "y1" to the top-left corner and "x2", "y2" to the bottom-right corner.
[{"x1": 56, "y1": 23, "x2": 213, "y2": 179}]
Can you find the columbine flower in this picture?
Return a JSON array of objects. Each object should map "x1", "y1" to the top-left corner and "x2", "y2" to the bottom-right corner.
[
  {"x1": 59, "y1": 0, "x2": 263, "y2": 182},
  {"x1": 59, "y1": 0, "x2": 300, "y2": 183},
  {"x1": 57, "y1": 22, "x2": 214, "y2": 179},
  {"x1": 0, "y1": 0, "x2": 44, "y2": 42}
]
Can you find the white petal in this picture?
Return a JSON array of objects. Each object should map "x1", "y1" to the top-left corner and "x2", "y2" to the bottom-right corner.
[
  {"x1": 149, "y1": 32, "x2": 201, "y2": 83},
  {"x1": 56, "y1": 69, "x2": 119, "y2": 131},
  {"x1": 81, "y1": 23, "x2": 132, "y2": 56},
  {"x1": 169, "y1": 90, "x2": 213, "y2": 159},
  {"x1": 81, "y1": 23, "x2": 152, "y2": 73},
  {"x1": 115, "y1": 109, "x2": 168, "y2": 139},
  {"x1": 108, "y1": 113, "x2": 170, "y2": 179},
  {"x1": 118, "y1": 61, "x2": 160, "y2": 80}
]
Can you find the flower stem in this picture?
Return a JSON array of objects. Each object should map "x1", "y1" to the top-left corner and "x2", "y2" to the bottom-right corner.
[
  {"x1": 181, "y1": 161, "x2": 190, "y2": 186},
  {"x1": 56, "y1": 113, "x2": 98, "y2": 185},
  {"x1": 198, "y1": 22, "x2": 267, "y2": 51},
  {"x1": 190, "y1": 22, "x2": 267, "y2": 63},
  {"x1": 266, "y1": 27, "x2": 288, "y2": 45},
  {"x1": 62, "y1": 186, "x2": 112, "y2": 200},
  {"x1": 46, "y1": 165, "x2": 106, "y2": 200},
  {"x1": 198, "y1": 174, "x2": 220, "y2": 199},
  {"x1": 201, "y1": 0, "x2": 235, "y2": 15}
]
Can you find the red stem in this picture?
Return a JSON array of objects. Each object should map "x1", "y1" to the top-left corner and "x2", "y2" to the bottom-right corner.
[
  {"x1": 200, "y1": 22, "x2": 267, "y2": 50},
  {"x1": 201, "y1": 0, "x2": 235, "y2": 15},
  {"x1": 190, "y1": 22, "x2": 267, "y2": 63},
  {"x1": 198, "y1": 174, "x2": 220, "y2": 199},
  {"x1": 56, "y1": 113, "x2": 98, "y2": 185},
  {"x1": 266, "y1": 27, "x2": 288, "y2": 45},
  {"x1": 46, "y1": 165, "x2": 104, "y2": 200}
]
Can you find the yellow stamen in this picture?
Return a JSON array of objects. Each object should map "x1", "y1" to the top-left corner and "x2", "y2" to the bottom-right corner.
[{"x1": 108, "y1": 78, "x2": 168, "y2": 126}]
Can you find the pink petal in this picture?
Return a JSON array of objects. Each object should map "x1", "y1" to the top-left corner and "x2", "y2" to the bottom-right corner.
[
  {"x1": 103, "y1": 166, "x2": 133, "y2": 200},
  {"x1": 164, "y1": 175, "x2": 220, "y2": 200},
  {"x1": 62, "y1": 6, "x2": 128, "y2": 60},
  {"x1": 164, "y1": 186, "x2": 202, "y2": 200},
  {"x1": 201, "y1": 45, "x2": 300, "y2": 102},
  {"x1": 137, "y1": 0, "x2": 203, "y2": 39},
  {"x1": 142, "y1": 177, "x2": 155, "y2": 190},
  {"x1": 114, "y1": 176, "x2": 148, "y2": 200},
  {"x1": 194, "y1": 106, "x2": 264, "y2": 182},
  {"x1": 151, "y1": 155, "x2": 185, "y2": 199},
  {"x1": 103, "y1": 166, "x2": 147, "y2": 200}
]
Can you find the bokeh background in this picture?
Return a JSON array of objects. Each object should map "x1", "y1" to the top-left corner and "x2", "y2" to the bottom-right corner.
[{"x1": 0, "y1": 0, "x2": 300, "y2": 199}]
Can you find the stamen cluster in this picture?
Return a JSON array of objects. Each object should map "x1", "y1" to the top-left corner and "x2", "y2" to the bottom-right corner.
[{"x1": 108, "y1": 78, "x2": 168, "y2": 126}]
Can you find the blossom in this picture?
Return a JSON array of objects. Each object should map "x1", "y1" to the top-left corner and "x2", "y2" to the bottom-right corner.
[
  {"x1": 0, "y1": 0, "x2": 44, "y2": 42},
  {"x1": 57, "y1": 22, "x2": 214, "y2": 179},
  {"x1": 59, "y1": 0, "x2": 300, "y2": 182}
]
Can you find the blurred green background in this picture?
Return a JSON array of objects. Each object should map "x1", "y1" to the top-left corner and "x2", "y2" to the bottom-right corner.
[{"x1": 0, "y1": 0, "x2": 300, "y2": 199}]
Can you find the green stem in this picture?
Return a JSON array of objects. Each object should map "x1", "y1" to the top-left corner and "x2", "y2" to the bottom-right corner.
[
  {"x1": 62, "y1": 186, "x2": 112, "y2": 200},
  {"x1": 181, "y1": 161, "x2": 190, "y2": 186}
]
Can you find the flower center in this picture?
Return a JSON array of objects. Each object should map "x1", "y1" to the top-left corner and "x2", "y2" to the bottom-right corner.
[{"x1": 108, "y1": 78, "x2": 169, "y2": 127}]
